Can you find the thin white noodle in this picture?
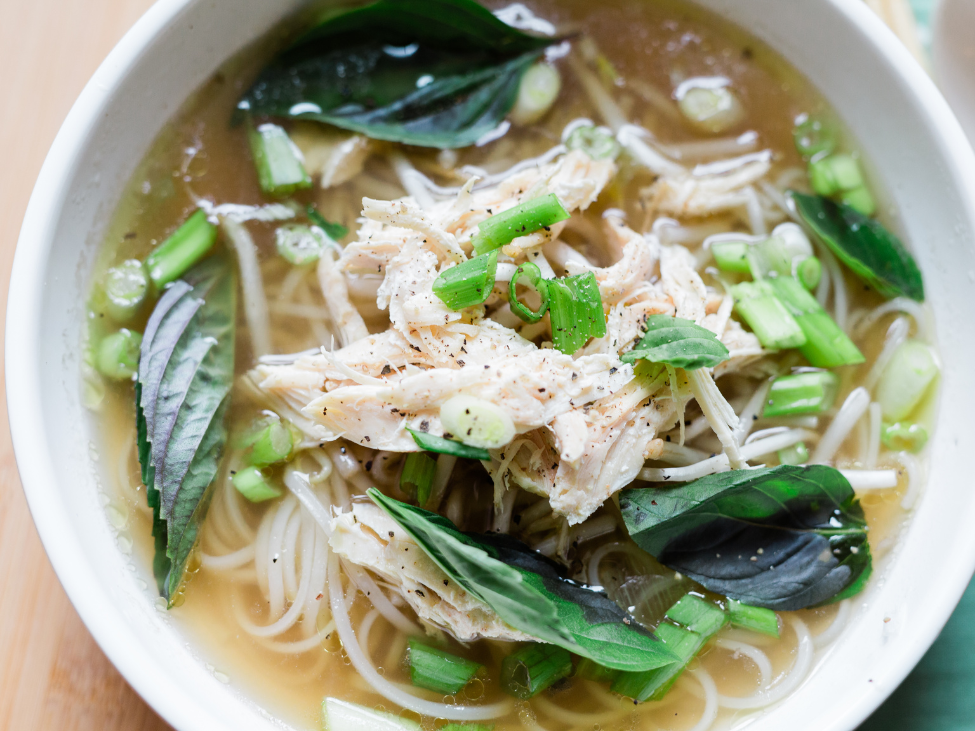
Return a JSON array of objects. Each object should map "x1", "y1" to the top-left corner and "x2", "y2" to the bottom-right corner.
[
  {"x1": 813, "y1": 600, "x2": 851, "y2": 649},
  {"x1": 493, "y1": 486, "x2": 519, "y2": 533},
  {"x1": 567, "y1": 56, "x2": 628, "y2": 133},
  {"x1": 618, "y1": 125, "x2": 686, "y2": 176},
  {"x1": 714, "y1": 638, "x2": 773, "y2": 688},
  {"x1": 531, "y1": 693, "x2": 627, "y2": 726},
  {"x1": 202, "y1": 544, "x2": 255, "y2": 571},
  {"x1": 687, "y1": 369, "x2": 744, "y2": 469},
  {"x1": 428, "y1": 454, "x2": 458, "y2": 512},
  {"x1": 284, "y1": 470, "x2": 334, "y2": 537},
  {"x1": 640, "y1": 429, "x2": 815, "y2": 483},
  {"x1": 258, "y1": 347, "x2": 321, "y2": 366},
  {"x1": 895, "y1": 451, "x2": 921, "y2": 509},
  {"x1": 568, "y1": 514, "x2": 617, "y2": 545},
  {"x1": 220, "y1": 217, "x2": 272, "y2": 356},
  {"x1": 259, "y1": 619, "x2": 336, "y2": 654},
  {"x1": 282, "y1": 509, "x2": 303, "y2": 599},
  {"x1": 302, "y1": 525, "x2": 331, "y2": 635},
  {"x1": 734, "y1": 379, "x2": 773, "y2": 443},
  {"x1": 267, "y1": 496, "x2": 298, "y2": 617},
  {"x1": 327, "y1": 552, "x2": 514, "y2": 720},
  {"x1": 688, "y1": 668, "x2": 719, "y2": 731},
  {"x1": 276, "y1": 265, "x2": 307, "y2": 303},
  {"x1": 656, "y1": 442, "x2": 710, "y2": 466},
  {"x1": 744, "y1": 186, "x2": 767, "y2": 236},
  {"x1": 254, "y1": 505, "x2": 274, "y2": 599},
  {"x1": 543, "y1": 239, "x2": 591, "y2": 270},
  {"x1": 660, "y1": 131, "x2": 760, "y2": 161},
  {"x1": 842, "y1": 470, "x2": 899, "y2": 490},
  {"x1": 812, "y1": 387, "x2": 870, "y2": 464},
  {"x1": 388, "y1": 151, "x2": 435, "y2": 210},
  {"x1": 865, "y1": 317, "x2": 910, "y2": 391},
  {"x1": 866, "y1": 403, "x2": 883, "y2": 469},
  {"x1": 717, "y1": 616, "x2": 813, "y2": 710},
  {"x1": 816, "y1": 243, "x2": 848, "y2": 331},
  {"x1": 342, "y1": 559, "x2": 422, "y2": 635},
  {"x1": 852, "y1": 297, "x2": 931, "y2": 343}
]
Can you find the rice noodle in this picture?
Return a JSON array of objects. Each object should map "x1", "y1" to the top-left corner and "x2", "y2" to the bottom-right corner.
[
  {"x1": 428, "y1": 454, "x2": 458, "y2": 512},
  {"x1": 686, "y1": 369, "x2": 745, "y2": 469},
  {"x1": 660, "y1": 131, "x2": 760, "y2": 161},
  {"x1": 568, "y1": 514, "x2": 617, "y2": 545},
  {"x1": 811, "y1": 387, "x2": 870, "y2": 464},
  {"x1": 813, "y1": 600, "x2": 851, "y2": 649},
  {"x1": 717, "y1": 616, "x2": 813, "y2": 710},
  {"x1": 714, "y1": 638, "x2": 773, "y2": 688},
  {"x1": 567, "y1": 56, "x2": 628, "y2": 133},
  {"x1": 493, "y1": 486, "x2": 519, "y2": 533},
  {"x1": 895, "y1": 451, "x2": 921, "y2": 509},
  {"x1": 220, "y1": 217, "x2": 272, "y2": 355},
  {"x1": 639, "y1": 428, "x2": 815, "y2": 482},
  {"x1": 327, "y1": 551, "x2": 514, "y2": 720},
  {"x1": 815, "y1": 243, "x2": 848, "y2": 331},
  {"x1": 202, "y1": 544, "x2": 255, "y2": 571},
  {"x1": 688, "y1": 668, "x2": 719, "y2": 731},
  {"x1": 851, "y1": 297, "x2": 932, "y2": 343},
  {"x1": 267, "y1": 496, "x2": 299, "y2": 617},
  {"x1": 532, "y1": 692, "x2": 627, "y2": 726},
  {"x1": 341, "y1": 559, "x2": 422, "y2": 635},
  {"x1": 734, "y1": 379, "x2": 773, "y2": 443},
  {"x1": 842, "y1": 469, "x2": 898, "y2": 490},
  {"x1": 617, "y1": 125, "x2": 686, "y2": 176},
  {"x1": 388, "y1": 151, "x2": 435, "y2": 210},
  {"x1": 744, "y1": 186, "x2": 767, "y2": 236},
  {"x1": 865, "y1": 317, "x2": 910, "y2": 391},
  {"x1": 284, "y1": 469, "x2": 334, "y2": 537},
  {"x1": 656, "y1": 442, "x2": 711, "y2": 466}
]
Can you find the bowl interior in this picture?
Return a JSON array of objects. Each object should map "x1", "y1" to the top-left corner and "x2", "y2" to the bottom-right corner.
[{"x1": 8, "y1": 1, "x2": 975, "y2": 730}]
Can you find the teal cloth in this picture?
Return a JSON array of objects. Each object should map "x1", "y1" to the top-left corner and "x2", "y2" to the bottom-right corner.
[{"x1": 859, "y1": 578, "x2": 975, "y2": 730}]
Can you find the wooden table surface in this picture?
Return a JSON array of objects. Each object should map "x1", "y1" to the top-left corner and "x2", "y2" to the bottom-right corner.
[{"x1": 0, "y1": 1, "x2": 930, "y2": 730}]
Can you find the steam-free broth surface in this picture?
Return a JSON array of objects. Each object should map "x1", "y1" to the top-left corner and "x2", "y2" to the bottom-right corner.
[{"x1": 89, "y1": 1, "x2": 934, "y2": 729}]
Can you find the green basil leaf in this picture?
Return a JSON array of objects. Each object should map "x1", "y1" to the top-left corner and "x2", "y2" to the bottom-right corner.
[
  {"x1": 619, "y1": 465, "x2": 872, "y2": 611},
  {"x1": 369, "y1": 490, "x2": 678, "y2": 672},
  {"x1": 621, "y1": 314, "x2": 730, "y2": 370},
  {"x1": 408, "y1": 428, "x2": 491, "y2": 461},
  {"x1": 238, "y1": 0, "x2": 560, "y2": 148},
  {"x1": 792, "y1": 192, "x2": 924, "y2": 301},
  {"x1": 137, "y1": 256, "x2": 237, "y2": 603}
]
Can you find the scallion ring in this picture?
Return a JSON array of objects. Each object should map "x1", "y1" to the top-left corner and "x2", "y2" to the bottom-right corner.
[{"x1": 508, "y1": 261, "x2": 550, "y2": 323}]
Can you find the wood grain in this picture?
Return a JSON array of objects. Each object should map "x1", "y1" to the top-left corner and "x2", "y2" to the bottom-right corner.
[
  {"x1": 0, "y1": 0, "x2": 169, "y2": 728},
  {"x1": 0, "y1": 1, "x2": 922, "y2": 730}
]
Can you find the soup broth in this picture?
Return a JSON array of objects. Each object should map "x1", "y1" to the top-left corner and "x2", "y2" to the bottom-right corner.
[{"x1": 88, "y1": 1, "x2": 935, "y2": 730}]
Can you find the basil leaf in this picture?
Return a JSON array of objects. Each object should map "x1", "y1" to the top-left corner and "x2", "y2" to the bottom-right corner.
[
  {"x1": 621, "y1": 314, "x2": 730, "y2": 370},
  {"x1": 792, "y1": 192, "x2": 924, "y2": 301},
  {"x1": 408, "y1": 428, "x2": 491, "y2": 461},
  {"x1": 137, "y1": 256, "x2": 237, "y2": 603},
  {"x1": 619, "y1": 465, "x2": 872, "y2": 611},
  {"x1": 238, "y1": 0, "x2": 560, "y2": 148},
  {"x1": 369, "y1": 490, "x2": 678, "y2": 671}
]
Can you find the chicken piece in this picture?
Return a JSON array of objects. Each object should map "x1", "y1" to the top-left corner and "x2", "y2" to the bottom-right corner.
[
  {"x1": 362, "y1": 198, "x2": 466, "y2": 264},
  {"x1": 290, "y1": 123, "x2": 373, "y2": 189},
  {"x1": 644, "y1": 153, "x2": 772, "y2": 219},
  {"x1": 660, "y1": 244, "x2": 708, "y2": 323},
  {"x1": 564, "y1": 217, "x2": 659, "y2": 305},
  {"x1": 301, "y1": 350, "x2": 634, "y2": 450},
  {"x1": 330, "y1": 502, "x2": 530, "y2": 642},
  {"x1": 318, "y1": 248, "x2": 369, "y2": 347}
]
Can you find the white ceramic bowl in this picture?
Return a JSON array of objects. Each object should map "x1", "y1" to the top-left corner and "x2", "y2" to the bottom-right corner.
[{"x1": 8, "y1": 1, "x2": 975, "y2": 729}]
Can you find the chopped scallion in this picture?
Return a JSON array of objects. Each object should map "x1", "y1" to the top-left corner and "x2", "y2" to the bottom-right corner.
[
  {"x1": 797, "y1": 256, "x2": 822, "y2": 290},
  {"x1": 248, "y1": 121, "x2": 312, "y2": 197},
  {"x1": 508, "y1": 261, "x2": 550, "y2": 323},
  {"x1": 145, "y1": 209, "x2": 218, "y2": 289},
  {"x1": 611, "y1": 622, "x2": 703, "y2": 702},
  {"x1": 881, "y1": 422, "x2": 929, "y2": 453},
  {"x1": 509, "y1": 62, "x2": 561, "y2": 126},
  {"x1": 440, "y1": 395, "x2": 516, "y2": 451},
  {"x1": 730, "y1": 281, "x2": 807, "y2": 350},
  {"x1": 500, "y1": 644, "x2": 572, "y2": 699},
  {"x1": 746, "y1": 236, "x2": 793, "y2": 280},
  {"x1": 762, "y1": 370, "x2": 840, "y2": 418},
  {"x1": 547, "y1": 272, "x2": 607, "y2": 354},
  {"x1": 711, "y1": 240, "x2": 751, "y2": 273},
  {"x1": 875, "y1": 340, "x2": 939, "y2": 421},
  {"x1": 764, "y1": 276, "x2": 865, "y2": 367},
  {"x1": 840, "y1": 185, "x2": 877, "y2": 216},
  {"x1": 246, "y1": 418, "x2": 296, "y2": 468},
  {"x1": 232, "y1": 466, "x2": 282, "y2": 503},
  {"x1": 432, "y1": 250, "x2": 499, "y2": 310},
  {"x1": 727, "y1": 599, "x2": 780, "y2": 637},
  {"x1": 793, "y1": 117, "x2": 836, "y2": 159},
  {"x1": 573, "y1": 657, "x2": 621, "y2": 683},
  {"x1": 809, "y1": 154, "x2": 865, "y2": 197},
  {"x1": 565, "y1": 125, "x2": 620, "y2": 161},
  {"x1": 778, "y1": 441, "x2": 809, "y2": 466},
  {"x1": 401, "y1": 452, "x2": 437, "y2": 507},
  {"x1": 306, "y1": 205, "x2": 349, "y2": 240},
  {"x1": 96, "y1": 328, "x2": 142, "y2": 380},
  {"x1": 407, "y1": 428, "x2": 491, "y2": 461},
  {"x1": 665, "y1": 594, "x2": 728, "y2": 637},
  {"x1": 677, "y1": 84, "x2": 744, "y2": 134},
  {"x1": 408, "y1": 639, "x2": 483, "y2": 695},
  {"x1": 103, "y1": 260, "x2": 149, "y2": 322},
  {"x1": 275, "y1": 224, "x2": 329, "y2": 266},
  {"x1": 471, "y1": 194, "x2": 570, "y2": 255}
]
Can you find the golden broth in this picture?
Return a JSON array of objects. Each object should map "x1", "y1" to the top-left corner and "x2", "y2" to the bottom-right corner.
[{"x1": 89, "y1": 1, "x2": 932, "y2": 729}]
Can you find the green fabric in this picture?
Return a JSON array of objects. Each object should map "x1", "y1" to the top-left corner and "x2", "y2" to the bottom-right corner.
[{"x1": 859, "y1": 578, "x2": 975, "y2": 730}]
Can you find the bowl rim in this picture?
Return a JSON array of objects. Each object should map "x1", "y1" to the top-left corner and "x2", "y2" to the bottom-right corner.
[{"x1": 7, "y1": 1, "x2": 975, "y2": 730}]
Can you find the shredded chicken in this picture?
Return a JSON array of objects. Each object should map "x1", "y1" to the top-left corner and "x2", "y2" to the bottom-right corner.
[
  {"x1": 290, "y1": 123, "x2": 373, "y2": 189},
  {"x1": 329, "y1": 502, "x2": 530, "y2": 642}
]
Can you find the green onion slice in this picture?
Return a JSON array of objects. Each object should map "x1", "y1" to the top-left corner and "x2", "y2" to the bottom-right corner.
[
  {"x1": 400, "y1": 452, "x2": 437, "y2": 507},
  {"x1": 471, "y1": 193, "x2": 570, "y2": 255},
  {"x1": 407, "y1": 428, "x2": 491, "y2": 461},
  {"x1": 881, "y1": 422, "x2": 929, "y2": 453},
  {"x1": 407, "y1": 639, "x2": 483, "y2": 695},
  {"x1": 727, "y1": 599, "x2": 780, "y2": 637},
  {"x1": 762, "y1": 370, "x2": 840, "y2": 418},
  {"x1": 232, "y1": 466, "x2": 283, "y2": 503},
  {"x1": 500, "y1": 643, "x2": 572, "y2": 699},
  {"x1": 433, "y1": 250, "x2": 499, "y2": 310},
  {"x1": 547, "y1": 271, "x2": 607, "y2": 354},
  {"x1": 793, "y1": 117, "x2": 836, "y2": 159},
  {"x1": 306, "y1": 204, "x2": 349, "y2": 240},
  {"x1": 145, "y1": 209, "x2": 218, "y2": 289},
  {"x1": 508, "y1": 261, "x2": 550, "y2": 323},
  {"x1": 777, "y1": 442, "x2": 809, "y2": 466},
  {"x1": 665, "y1": 594, "x2": 728, "y2": 637}
]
